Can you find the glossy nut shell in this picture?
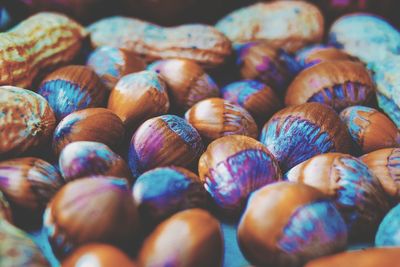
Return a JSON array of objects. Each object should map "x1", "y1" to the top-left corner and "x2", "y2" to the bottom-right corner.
[
  {"x1": 295, "y1": 45, "x2": 356, "y2": 69},
  {"x1": 285, "y1": 61, "x2": 375, "y2": 111},
  {"x1": 59, "y1": 141, "x2": 132, "y2": 183},
  {"x1": 286, "y1": 153, "x2": 390, "y2": 239},
  {"x1": 375, "y1": 203, "x2": 400, "y2": 246},
  {"x1": 62, "y1": 243, "x2": 136, "y2": 267},
  {"x1": 198, "y1": 135, "x2": 281, "y2": 214},
  {"x1": 360, "y1": 148, "x2": 400, "y2": 200},
  {"x1": 260, "y1": 103, "x2": 352, "y2": 172},
  {"x1": 147, "y1": 59, "x2": 219, "y2": 112},
  {"x1": 128, "y1": 115, "x2": 204, "y2": 177},
  {"x1": 0, "y1": 191, "x2": 13, "y2": 223},
  {"x1": 43, "y1": 177, "x2": 139, "y2": 257},
  {"x1": 238, "y1": 182, "x2": 347, "y2": 267},
  {"x1": 52, "y1": 108, "x2": 125, "y2": 156},
  {"x1": 107, "y1": 70, "x2": 170, "y2": 130},
  {"x1": 0, "y1": 86, "x2": 56, "y2": 159},
  {"x1": 87, "y1": 46, "x2": 146, "y2": 90},
  {"x1": 0, "y1": 220, "x2": 50, "y2": 267},
  {"x1": 216, "y1": 1, "x2": 324, "y2": 52},
  {"x1": 38, "y1": 65, "x2": 107, "y2": 121},
  {"x1": 305, "y1": 248, "x2": 400, "y2": 267},
  {"x1": 185, "y1": 98, "x2": 258, "y2": 142},
  {"x1": 340, "y1": 106, "x2": 400, "y2": 153},
  {"x1": 133, "y1": 166, "x2": 209, "y2": 226},
  {"x1": 221, "y1": 80, "x2": 281, "y2": 124},
  {"x1": 138, "y1": 209, "x2": 223, "y2": 267}
]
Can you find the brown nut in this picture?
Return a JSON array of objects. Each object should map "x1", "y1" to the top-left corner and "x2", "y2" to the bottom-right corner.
[
  {"x1": 360, "y1": 148, "x2": 400, "y2": 200},
  {"x1": 59, "y1": 141, "x2": 132, "y2": 183},
  {"x1": 340, "y1": 106, "x2": 400, "y2": 153},
  {"x1": 185, "y1": 98, "x2": 258, "y2": 142},
  {"x1": 107, "y1": 70, "x2": 170, "y2": 131},
  {"x1": 43, "y1": 177, "x2": 139, "y2": 258},
  {"x1": 238, "y1": 182, "x2": 347, "y2": 267},
  {"x1": 147, "y1": 59, "x2": 219, "y2": 112},
  {"x1": 260, "y1": 103, "x2": 352, "y2": 172},
  {"x1": 52, "y1": 108, "x2": 125, "y2": 156},
  {"x1": 0, "y1": 220, "x2": 50, "y2": 266},
  {"x1": 0, "y1": 157, "x2": 64, "y2": 228},
  {"x1": 198, "y1": 135, "x2": 281, "y2": 215},
  {"x1": 285, "y1": 61, "x2": 376, "y2": 111},
  {"x1": 86, "y1": 46, "x2": 146, "y2": 90},
  {"x1": 38, "y1": 65, "x2": 107, "y2": 121},
  {"x1": 88, "y1": 17, "x2": 232, "y2": 67},
  {"x1": 286, "y1": 152, "x2": 390, "y2": 239},
  {"x1": 216, "y1": 1, "x2": 324, "y2": 53},
  {"x1": 305, "y1": 248, "x2": 400, "y2": 267},
  {"x1": 62, "y1": 243, "x2": 136, "y2": 267},
  {"x1": 138, "y1": 209, "x2": 223, "y2": 267},
  {"x1": 0, "y1": 86, "x2": 56, "y2": 159}
]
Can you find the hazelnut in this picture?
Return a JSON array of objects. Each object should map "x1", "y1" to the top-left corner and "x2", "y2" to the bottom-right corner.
[
  {"x1": 198, "y1": 135, "x2": 281, "y2": 214},
  {"x1": 238, "y1": 182, "x2": 347, "y2": 267},
  {"x1": 260, "y1": 103, "x2": 352, "y2": 172},
  {"x1": 375, "y1": 203, "x2": 400, "y2": 247}
]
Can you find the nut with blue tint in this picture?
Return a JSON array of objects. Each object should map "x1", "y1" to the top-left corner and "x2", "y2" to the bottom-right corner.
[
  {"x1": 87, "y1": 46, "x2": 146, "y2": 91},
  {"x1": 238, "y1": 182, "x2": 348, "y2": 267},
  {"x1": 340, "y1": 106, "x2": 400, "y2": 153},
  {"x1": 198, "y1": 135, "x2": 281, "y2": 215},
  {"x1": 286, "y1": 153, "x2": 390, "y2": 240},
  {"x1": 128, "y1": 115, "x2": 204, "y2": 177},
  {"x1": 260, "y1": 102, "x2": 352, "y2": 172},
  {"x1": 375, "y1": 203, "x2": 400, "y2": 247},
  {"x1": 59, "y1": 141, "x2": 132, "y2": 183},
  {"x1": 52, "y1": 108, "x2": 125, "y2": 156},
  {"x1": 360, "y1": 148, "x2": 400, "y2": 200},
  {"x1": 221, "y1": 80, "x2": 281, "y2": 125},
  {"x1": 132, "y1": 166, "x2": 209, "y2": 226},
  {"x1": 38, "y1": 65, "x2": 107, "y2": 121},
  {"x1": 285, "y1": 61, "x2": 375, "y2": 111}
]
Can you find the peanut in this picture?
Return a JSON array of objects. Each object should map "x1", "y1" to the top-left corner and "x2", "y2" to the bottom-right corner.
[
  {"x1": 87, "y1": 16, "x2": 232, "y2": 67},
  {"x1": 0, "y1": 12, "x2": 87, "y2": 88}
]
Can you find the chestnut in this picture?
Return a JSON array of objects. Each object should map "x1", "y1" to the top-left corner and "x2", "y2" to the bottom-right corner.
[
  {"x1": 87, "y1": 46, "x2": 146, "y2": 90},
  {"x1": 221, "y1": 80, "x2": 281, "y2": 125},
  {"x1": 38, "y1": 65, "x2": 107, "y2": 121},
  {"x1": 360, "y1": 148, "x2": 400, "y2": 200},
  {"x1": 235, "y1": 42, "x2": 295, "y2": 94},
  {"x1": 52, "y1": 107, "x2": 125, "y2": 156},
  {"x1": 375, "y1": 204, "x2": 400, "y2": 247},
  {"x1": 340, "y1": 106, "x2": 400, "y2": 153},
  {"x1": 286, "y1": 153, "x2": 390, "y2": 239},
  {"x1": 198, "y1": 135, "x2": 281, "y2": 214},
  {"x1": 259, "y1": 102, "x2": 352, "y2": 172},
  {"x1": 132, "y1": 166, "x2": 209, "y2": 226},
  {"x1": 0, "y1": 191, "x2": 13, "y2": 223},
  {"x1": 285, "y1": 61, "x2": 375, "y2": 111},
  {"x1": 0, "y1": 220, "x2": 50, "y2": 266},
  {"x1": 138, "y1": 209, "x2": 223, "y2": 267},
  {"x1": 59, "y1": 141, "x2": 132, "y2": 183},
  {"x1": 43, "y1": 177, "x2": 139, "y2": 258},
  {"x1": 304, "y1": 248, "x2": 400, "y2": 267},
  {"x1": 128, "y1": 115, "x2": 204, "y2": 177},
  {"x1": 107, "y1": 70, "x2": 170, "y2": 131},
  {"x1": 238, "y1": 182, "x2": 348, "y2": 267},
  {"x1": 62, "y1": 243, "x2": 136, "y2": 267},
  {"x1": 185, "y1": 98, "x2": 258, "y2": 142},
  {"x1": 0, "y1": 157, "x2": 64, "y2": 228},
  {"x1": 295, "y1": 44, "x2": 356, "y2": 69},
  {"x1": 0, "y1": 86, "x2": 56, "y2": 159},
  {"x1": 147, "y1": 59, "x2": 219, "y2": 112}
]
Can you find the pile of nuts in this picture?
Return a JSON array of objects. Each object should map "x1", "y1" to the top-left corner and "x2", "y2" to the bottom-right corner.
[{"x1": 1, "y1": 1, "x2": 400, "y2": 267}]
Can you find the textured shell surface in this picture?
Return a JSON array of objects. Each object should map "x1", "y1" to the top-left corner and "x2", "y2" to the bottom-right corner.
[
  {"x1": 329, "y1": 14, "x2": 400, "y2": 66},
  {"x1": 215, "y1": 1, "x2": 324, "y2": 53},
  {"x1": 375, "y1": 204, "x2": 400, "y2": 247},
  {"x1": 0, "y1": 86, "x2": 56, "y2": 158},
  {"x1": 0, "y1": 12, "x2": 87, "y2": 88},
  {"x1": 88, "y1": 16, "x2": 232, "y2": 67}
]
